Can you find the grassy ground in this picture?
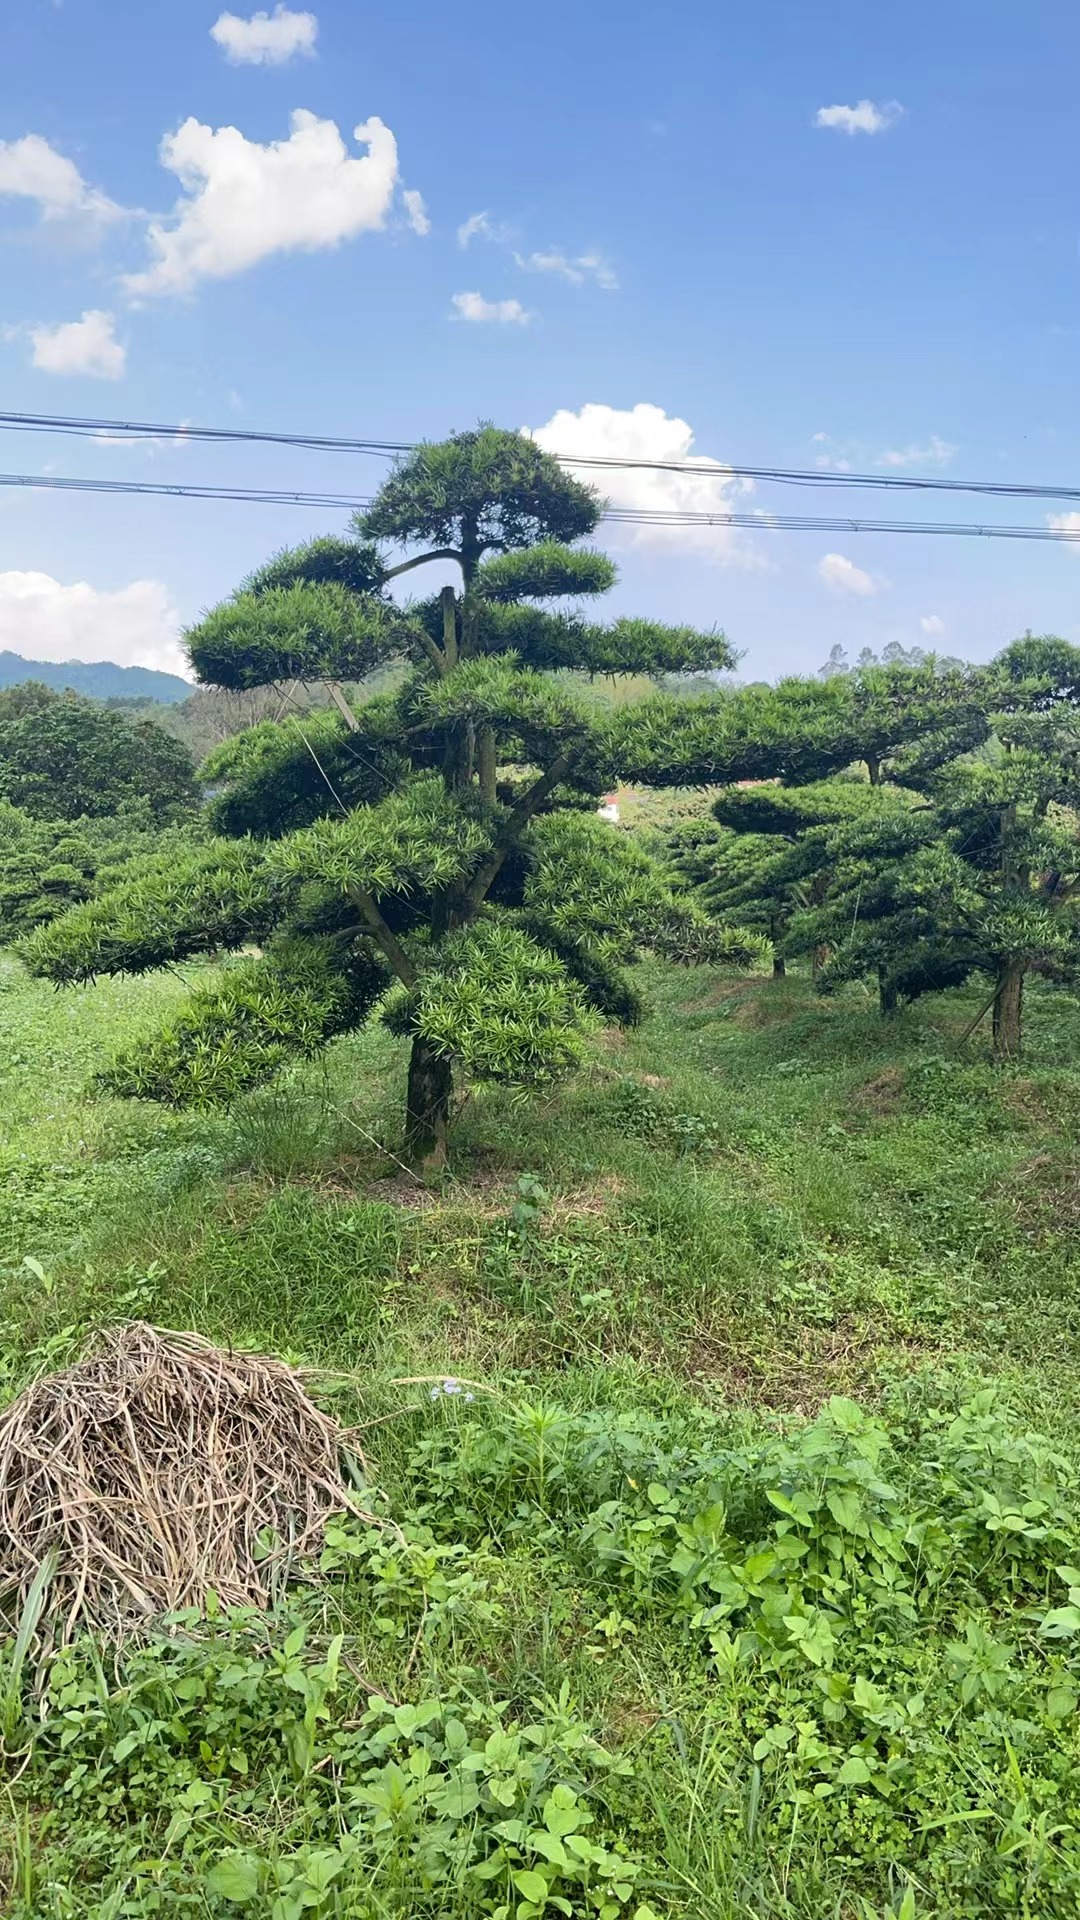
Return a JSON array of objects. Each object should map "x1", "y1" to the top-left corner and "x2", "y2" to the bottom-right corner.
[{"x1": 3, "y1": 951, "x2": 1080, "y2": 1917}]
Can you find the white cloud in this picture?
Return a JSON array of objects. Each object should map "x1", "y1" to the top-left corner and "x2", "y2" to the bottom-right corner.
[
  {"x1": 210, "y1": 6, "x2": 317, "y2": 65},
  {"x1": 514, "y1": 249, "x2": 617, "y2": 289},
  {"x1": 527, "y1": 401, "x2": 760, "y2": 567},
  {"x1": 0, "y1": 132, "x2": 123, "y2": 224},
  {"x1": 877, "y1": 435, "x2": 957, "y2": 469},
  {"x1": 402, "y1": 187, "x2": 430, "y2": 235},
  {"x1": 920, "y1": 614, "x2": 946, "y2": 636},
  {"x1": 123, "y1": 109, "x2": 399, "y2": 297},
  {"x1": 457, "y1": 209, "x2": 507, "y2": 248},
  {"x1": 817, "y1": 552, "x2": 882, "y2": 596},
  {"x1": 0, "y1": 571, "x2": 187, "y2": 675},
  {"x1": 29, "y1": 309, "x2": 126, "y2": 379},
  {"x1": 451, "y1": 290, "x2": 530, "y2": 324},
  {"x1": 1048, "y1": 511, "x2": 1080, "y2": 552},
  {"x1": 809, "y1": 430, "x2": 853, "y2": 472},
  {"x1": 814, "y1": 99, "x2": 904, "y2": 136}
]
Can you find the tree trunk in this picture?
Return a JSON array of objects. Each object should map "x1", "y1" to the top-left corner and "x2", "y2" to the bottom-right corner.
[
  {"x1": 878, "y1": 966, "x2": 898, "y2": 1017},
  {"x1": 478, "y1": 726, "x2": 497, "y2": 804},
  {"x1": 772, "y1": 954, "x2": 786, "y2": 979},
  {"x1": 405, "y1": 1036, "x2": 453, "y2": 1171},
  {"x1": 992, "y1": 960, "x2": 1025, "y2": 1060}
]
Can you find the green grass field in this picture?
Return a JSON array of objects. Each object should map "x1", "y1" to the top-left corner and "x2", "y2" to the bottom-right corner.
[{"x1": 4, "y1": 951, "x2": 1080, "y2": 1918}]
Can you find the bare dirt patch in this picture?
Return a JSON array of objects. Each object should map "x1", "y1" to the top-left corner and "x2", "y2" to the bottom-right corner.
[
  {"x1": 681, "y1": 1317, "x2": 930, "y2": 1417},
  {"x1": 849, "y1": 1066, "x2": 907, "y2": 1118},
  {"x1": 361, "y1": 1170, "x2": 626, "y2": 1224}
]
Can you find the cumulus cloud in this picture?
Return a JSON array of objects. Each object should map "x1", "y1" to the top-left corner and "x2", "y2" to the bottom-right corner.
[
  {"x1": 817, "y1": 552, "x2": 882, "y2": 596},
  {"x1": 0, "y1": 132, "x2": 123, "y2": 225},
  {"x1": 921, "y1": 614, "x2": 946, "y2": 636},
  {"x1": 527, "y1": 401, "x2": 760, "y2": 567},
  {"x1": 0, "y1": 571, "x2": 187, "y2": 675},
  {"x1": 1048, "y1": 511, "x2": 1080, "y2": 552},
  {"x1": 814, "y1": 99, "x2": 904, "y2": 136},
  {"x1": 29, "y1": 309, "x2": 126, "y2": 379},
  {"x1": 877, "y1": 435, "x2": 957, "y2": 469},
  {"x1": 451, "y1": 290, "x2": 530, "y2": 324},
  {"x1": 514, "y1": 249, "x2": 617, "y2": 289},
  {"x1": 402, "y1": 187, "x2": 430, "y2": 235},
  {"x1": 123, "y1": 109, "x2": 399, "y2": 297},
  {"x1": 210, "y1": 6, "x2": 317, "y2": 65}
]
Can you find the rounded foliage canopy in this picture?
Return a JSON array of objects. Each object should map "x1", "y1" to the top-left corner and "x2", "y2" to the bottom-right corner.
[{"x1": 358, "y1": 426, "x2": 602, "y2": 563}]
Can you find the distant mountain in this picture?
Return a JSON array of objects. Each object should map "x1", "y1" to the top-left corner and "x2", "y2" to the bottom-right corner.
[{"x1": 0, "y1": 652, "x2": 192, "y2": 704}]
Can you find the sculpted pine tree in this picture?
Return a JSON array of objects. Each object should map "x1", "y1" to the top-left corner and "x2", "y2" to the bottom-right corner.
[
  {"x1": 24, "y1": 428, "x2": 762, "y2": 1167},
  {"x1": 782, "y1": 638, "x2": 1080, "y2": 1055},
  {"x1": 662, "y1": 658, "x2": 994, "y2": 1009}
]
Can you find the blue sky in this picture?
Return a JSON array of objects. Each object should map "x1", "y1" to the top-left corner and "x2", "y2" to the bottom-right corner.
[{"x1": 0, "y1": 0, "x2": 1077, "y2": 680}]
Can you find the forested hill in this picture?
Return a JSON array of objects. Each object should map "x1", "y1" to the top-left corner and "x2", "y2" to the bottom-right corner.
[{"x1": 0, "y1": 651, "x2": 191, "y2": 703}]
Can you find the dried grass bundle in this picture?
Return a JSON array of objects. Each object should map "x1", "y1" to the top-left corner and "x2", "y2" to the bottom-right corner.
[{"x1": 0, "y1": 1322, "x2": 366, "y2": 1642}]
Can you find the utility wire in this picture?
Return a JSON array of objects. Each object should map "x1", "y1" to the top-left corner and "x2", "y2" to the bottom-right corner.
[
  {"x1": 2, "y1": 407, "x2": 1080, "y2": 505},
  {"x1": 1, "y1": 466, "x2": 1078, "y2": 543}
]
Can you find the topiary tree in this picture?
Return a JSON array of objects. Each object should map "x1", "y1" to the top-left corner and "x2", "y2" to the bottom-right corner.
[
  {"x1": 668, "y1": 781, "x2": 899, "y2": 986},
  {"x1": 786, "y1": 637, "x2": 1080, "y2": 1054},
  {"x1": 0, "y1": 687, "x2": 198, "y2": 821},
  {"x1": 23, "y1": 427, "x2": 767, "y2": 1167},
  {"x1": 659, "y1": 659, "x2": 994, "y2": 1009}
]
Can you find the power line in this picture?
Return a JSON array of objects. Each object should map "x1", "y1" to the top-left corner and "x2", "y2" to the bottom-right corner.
[
  {"x1": 2, "y1": 407, "x2": 1080, "y2": 505},
  {"x1": 0, "y1": 471, "x2": 375, "y2": 510},
  {"x1": 2, "y1": 466, "x2": 1079, "y2": 542}
]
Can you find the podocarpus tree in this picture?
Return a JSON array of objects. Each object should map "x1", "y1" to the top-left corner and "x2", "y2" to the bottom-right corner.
[
  {"x1": 787, "y1": 638, "x2": 1080, "y2": 1055},
  {"x1": 23, "y1": 428, "x2": 765, "y2": 1167},
  {"x1": 668, "y1": 780, "x2": 915, "y2": 990},
  {"x1": 660, "y1": 658, "x2": 993, "y2": 1007}
]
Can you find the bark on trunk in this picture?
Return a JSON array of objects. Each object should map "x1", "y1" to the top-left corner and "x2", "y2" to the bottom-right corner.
[
  {"x1": 478, "y1": 726, "x2": 497, "y2": 805},
  {"x1": 772, "y1": 954, "x2": 786, "y2": 979},
  {"x1": 878, "y1": 966, "x2": 898, "y2": 1017},
  {"x1": 405, "y1": 1036, "x2": 453, "y2": 1171},
  {"x1": 992, "y1": 960, "x2": 1025, "y2": 1060}
]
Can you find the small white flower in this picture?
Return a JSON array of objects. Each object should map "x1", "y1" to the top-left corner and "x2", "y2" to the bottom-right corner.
[
  {"x1": 430, "y1": 1386, "x2": 441, "y2": 1400},
  {"x1": 442, "y1": 1378, "x2": 462, "y2": 1396},
  {"x1": 465, "y1": 1392, "x2": 475, "y2": 1404}
]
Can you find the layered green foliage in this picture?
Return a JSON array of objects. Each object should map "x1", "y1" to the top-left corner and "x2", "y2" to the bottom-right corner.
[
  {"x1": 102, "y1": 938, "x2": 389, "y2": 1106},
  {"x1": 22, "y1": 840, "x2": 283, "y2": 982},
  {"x1": 200, "y1": 704, "x2": 409, "y2": 838},
  {"x1": 384, "y1": 920, "x2": 591, "y2": 1085}
]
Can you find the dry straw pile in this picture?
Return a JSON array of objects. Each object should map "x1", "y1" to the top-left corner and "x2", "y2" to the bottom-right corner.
[{"x1": 0, "y1": 1322, "x2": 364, "y2": 1642}]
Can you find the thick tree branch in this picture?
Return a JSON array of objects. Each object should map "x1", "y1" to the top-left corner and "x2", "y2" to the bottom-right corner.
[
  {"x1": 464, "y1": 747, "x2": 578, "y2": 909},
  {"x1": 383, "y1": 549, "x2": 462, "y2": 580},
  {"x1": 344, "y1": 881, "x2": 418, "y2": 987},
  {"x1": 409, "y1": 626, "x2": 450, "y2": 677},
  {"x1": 327, "y1": 681, "x2": 360, "y2": 733}
]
